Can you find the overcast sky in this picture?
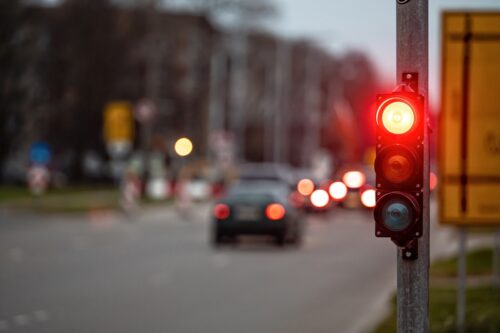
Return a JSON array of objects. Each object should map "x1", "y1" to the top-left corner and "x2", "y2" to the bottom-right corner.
[{"x1": 265, "y1": 0, "x2": 500, "y2": 108}]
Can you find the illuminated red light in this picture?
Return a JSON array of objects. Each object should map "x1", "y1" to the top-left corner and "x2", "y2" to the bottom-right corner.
[
  {"x1": 266, "y1": 203, "x2": 286, "y2": 220},
  {"x1": 213, "y1": 203, "x2": 230, "y2": 220},
  {"x1": 342, "y1": 171, "x2": 366, "y2": 189},
  {"x1": 377, "y1": 99, "x2": 416, "y2": 135},
  {"x1": 361, "y1": 189, "x2": 376, "y2": 208},
  {"x1": 329, "y1": 181, "x2": 348, "y2": 201},
  {"x1": 310, "y1": 189, "x2": 329, "y2": 208},
  {"x1": 297, "y1": 178, "x2": 315, "y2": 196}
]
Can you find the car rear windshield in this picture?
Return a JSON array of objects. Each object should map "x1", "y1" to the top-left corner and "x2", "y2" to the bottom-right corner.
[{"x1": 230, "y1": 194, "x2": 274, "y2": 203}]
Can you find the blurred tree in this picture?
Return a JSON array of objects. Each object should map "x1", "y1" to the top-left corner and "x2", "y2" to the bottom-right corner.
[
  {"x1": 0, "y1": 0, "x2": 52, "y2": 179},
  {"x1": 0, "y1": 0, "x2": 24, "y2": 171},
  {"x1": 0, "y1": 0, "x2": 380, "y2": 183},
  {"x1": 340, "y1": 51, "x2": 379, "y2": 153},
  {"x1": 45, "y1": 0, "x2": 131, "y2": 180}
]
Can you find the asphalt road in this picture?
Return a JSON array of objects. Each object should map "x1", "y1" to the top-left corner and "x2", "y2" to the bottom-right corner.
[{"x1": 0, "y1": 204, "x2": 399, "y2": 333}]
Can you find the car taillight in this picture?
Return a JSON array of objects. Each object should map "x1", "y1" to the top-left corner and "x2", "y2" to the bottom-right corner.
[
  {"x1": 329, "y1": 181, "x2": 348, "y2": 201},
  {"x1": 213, "y1": 203, "x2": 230, "y2": 219},
  {"x1": 311, "y1": 189, "x2": 329, "y2": 208},
  {"x1": 342, "y1": 171, "x2": 366, "y2": 189},
  {"x1": 297, "y1": 178, "x2": 315, "y2": 196},
  {"x1": 266, "y1": 203, "x2": 285, "y2": 220},
  {"x1": 360, "y1": 188, "x2": 376, "y2": 208}
]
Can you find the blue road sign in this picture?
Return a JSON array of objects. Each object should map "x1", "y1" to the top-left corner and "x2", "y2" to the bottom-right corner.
[{"x1": 29, "y1": 141, "x2": 52, "y2": 165}]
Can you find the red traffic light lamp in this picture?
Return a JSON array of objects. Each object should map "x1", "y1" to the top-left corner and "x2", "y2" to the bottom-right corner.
[{"x1": 374, "y1": 75, "x2": 424, "y2": 252}]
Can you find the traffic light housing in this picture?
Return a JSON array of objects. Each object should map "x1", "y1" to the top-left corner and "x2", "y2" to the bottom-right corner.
[{"x1": 374, "y1": 88, "x2": 424, "y2": 247}]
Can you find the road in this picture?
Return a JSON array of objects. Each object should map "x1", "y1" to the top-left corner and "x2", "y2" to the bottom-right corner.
[{"x1": 0, "y1": 204, "x2": 399, "y2": 333}]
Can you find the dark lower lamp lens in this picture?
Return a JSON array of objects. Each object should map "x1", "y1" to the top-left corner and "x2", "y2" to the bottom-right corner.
[{"x1": 381, "y1": 199, "x2": 414, "y2": 231}]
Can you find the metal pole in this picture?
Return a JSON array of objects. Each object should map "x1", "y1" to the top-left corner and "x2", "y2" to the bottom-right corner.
[
  {"x1": 144, "y1": 0, "x2": 162, "y2": 188},
  {"x1": 302, "y1": 49, "x2": 320, "y2": 166},
  {"x1": 273, "y1": 41, "x2": 289, "y2": 163},
  {"x1": 273, "y1": 42, "x2": 282, "y2": 163},
  {"x1": 264, "y1": 49, "x2": 274, "y2": 162},
  {"x1": 396, "y1": 1, "x2": 429, "y2": 332},
  {"x1": 280, "y1": 43, "x2": 290, "y2": 165},
  {"x1": 207, "y1": 36, "x2": 224, "y2": 160},
  {"x1": 229, "y1": 31, "x2": 247, "y2": 162},
  {"x1": 457, "y1": 228, "x2": 467, "y2": 333},
  {"x1": 493, "y1": 229, "x2": 500, "y2": 287}
]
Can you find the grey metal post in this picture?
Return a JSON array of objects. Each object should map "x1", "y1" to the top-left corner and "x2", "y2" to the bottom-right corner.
[
  {"x1": 207, "y1": 36, "x2": 225, "y2": 160},
  {"x1": 457, "y1": 228, "x2": 467, "y2": 333},
  {"x1": 229, "y1": 31, "x2": 247, "y2": 162},
  {"x1": 302, "y1": 49, "x2": 320, "y2": 166},
  {"x1": 273, "y1": 42, "x2": 282, "y2": 164},
  {"x1": 144, "y1": 0, "x2": 162, "y2": 187},
  {"x1": 396, "y1": 1, "x2": 429, "y2": 332},
  {"x1": 273, "y1": 41, "x2": 290, "y2": 164},
  {"x1": 280, "y1": 42, "x2": 290, "y2": 165},
  {"x1": 264, "y1": 49, "x2": 274, "y2": 162},
  {"x1": 493, "y1": 229, "x2": 500, "y2": 287}
]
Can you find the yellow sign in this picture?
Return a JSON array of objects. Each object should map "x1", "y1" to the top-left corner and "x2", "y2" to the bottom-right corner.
[
  {"x1": 103, "y1": 101, "x2": 134, "y2": 142},
  {"x1": 440, "y1": 12, "x2": 500, "y2": 225}
]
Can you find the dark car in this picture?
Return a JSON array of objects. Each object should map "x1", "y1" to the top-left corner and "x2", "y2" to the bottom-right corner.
[{"x1": 211, "y1": 181, "x2": 303, "y2": 247}]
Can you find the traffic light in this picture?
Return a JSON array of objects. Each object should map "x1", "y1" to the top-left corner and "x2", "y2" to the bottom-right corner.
[{"x1": 374, "y1": 87, "x2": 424, "y2": 247}]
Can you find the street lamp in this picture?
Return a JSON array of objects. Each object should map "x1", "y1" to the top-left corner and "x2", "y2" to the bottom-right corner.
[{"x1": 174, "y1": 137, "x2": 193, "y2": 157}]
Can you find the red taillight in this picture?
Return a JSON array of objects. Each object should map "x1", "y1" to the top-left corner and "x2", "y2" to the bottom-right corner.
[
  {"x1": 342, "y1": 171, "x2": 366, "y2": 189},
  {"x1": 329, "y1": 181, "x2": 348, "y2": 201},
  {"x1": 310, "y1": 189, "x2": 329, "y2": 208},
  {"x1": 213, "y1": 203, "x2": 230, "y2": 219},
  {"x1": 297, "y1": 178, "x2": 315, "y2": 196},
  {"x1": 360, "y1": 188, "x2": 376, "y2": 208},
  {"x1": 266, "y1": 203, "x2": 285, "y2": 221}
]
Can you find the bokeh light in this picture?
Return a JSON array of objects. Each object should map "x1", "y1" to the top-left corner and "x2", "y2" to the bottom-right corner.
[
  {"x1": 310, "y1": 189, "x2": 329, "y2": 208},
  {"x1": 342, "y1": 171, "x2": 366, "y2": 189},
  {"x1": 174, "y1": 137, "x2": 193, "y2": 157},
  {"x1": 297, "y1": 178, "x2": 315, "y2": 196},
  {"x1": 329, "y1": 181, "x2": 348, "y2": 201},
  {"x1": 360, "y1": 189, "x2": 376, "y2": 208}
]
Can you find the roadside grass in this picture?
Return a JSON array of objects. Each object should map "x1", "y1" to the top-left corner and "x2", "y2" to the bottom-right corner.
[
  {"x1": 0, "y1": 186, "x2": 32, "y2": 202},
  {"x1": 0, "y1": 185, "x2": 175, "y2": 213},
  {"x1": 0, "y1": 185, "x2": 120, "y2": 213},
  {"x1": 430, "y1": 247, "x2": 493, "y2": 277},
  {"x1": 373, "y1": 247, "x2": 500, "y2": 333}
]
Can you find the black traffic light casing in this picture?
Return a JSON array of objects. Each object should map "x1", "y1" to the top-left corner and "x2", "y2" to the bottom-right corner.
[{"x1": 374, "y1": 89, "x2": 424, "y2": 247}]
